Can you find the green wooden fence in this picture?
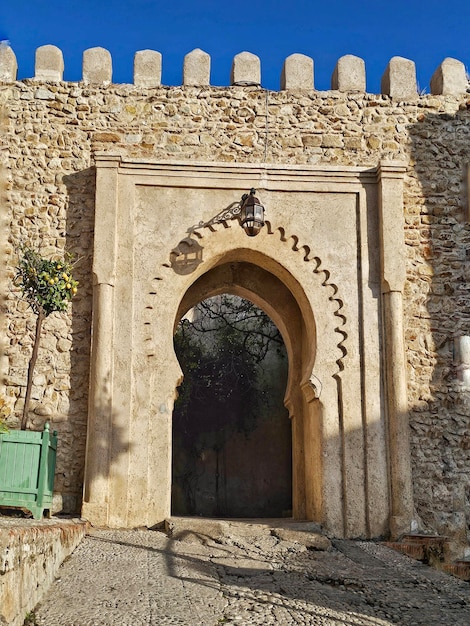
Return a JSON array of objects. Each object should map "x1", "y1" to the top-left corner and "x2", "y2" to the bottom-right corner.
[{"x1": 0, "y1": 423, "x2": 58, "y2": 519}]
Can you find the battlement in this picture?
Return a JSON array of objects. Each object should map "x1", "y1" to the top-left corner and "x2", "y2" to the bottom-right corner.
[{"x1": 0, "y1": 44, "x2": 468, "y2": 97}]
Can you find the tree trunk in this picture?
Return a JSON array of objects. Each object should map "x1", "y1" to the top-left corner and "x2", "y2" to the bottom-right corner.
[{"x1": 21, "y1": 310, "x2": 45, "y2": 430}]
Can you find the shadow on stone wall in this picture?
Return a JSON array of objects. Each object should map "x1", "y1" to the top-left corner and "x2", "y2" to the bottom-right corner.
[
  {"x1": 62, "y1": 169, "x2": 135, "y2": 514},
  {"x1": 81, "y1": 377, "x2": 133, "y2": 509},
  {"x1": 57, "y1": 168, "x2": 95, "y2": 513},
  {"x1": 408, "y1": 105, "x2": 470, "y2": 545}
]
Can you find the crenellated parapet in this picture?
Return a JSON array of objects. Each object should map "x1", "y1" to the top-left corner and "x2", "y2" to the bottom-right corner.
[
  {"x1": 0, "y1": 44, "x2": 468, "y2": 97},
  {"x1": 82, "y1": 47, "x2": 112, "y2": 85},
  {"x1": 0, "y1": 44, "x2": 17, "y2": 82}
]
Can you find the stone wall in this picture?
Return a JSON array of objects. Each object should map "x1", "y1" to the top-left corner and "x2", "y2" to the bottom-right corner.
[
  {"x1": 0, "y1": 46, "x2": 469, "y2": 543},
  {"x1": 0, "y1": 518, "x2": 88, "y2": 626}
]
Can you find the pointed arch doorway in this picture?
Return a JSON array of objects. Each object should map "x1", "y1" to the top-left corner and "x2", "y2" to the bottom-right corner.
[{"x1": 172, "y1": 293, "x2": 292, "y2": 518}]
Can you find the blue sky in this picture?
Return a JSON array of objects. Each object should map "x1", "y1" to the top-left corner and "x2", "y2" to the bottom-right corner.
[{"x1": 1, "y1": 1, "x2": 469, "y2": 93}]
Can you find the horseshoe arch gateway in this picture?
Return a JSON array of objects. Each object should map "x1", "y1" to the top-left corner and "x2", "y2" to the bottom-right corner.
[{"x1": 82, "y1": 156, "x2": 413, "y2": 539}]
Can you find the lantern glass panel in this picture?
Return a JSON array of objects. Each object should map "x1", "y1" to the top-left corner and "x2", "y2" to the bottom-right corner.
[{"x1": 240, "y1": 192, "x2": 265, "y2": 237}]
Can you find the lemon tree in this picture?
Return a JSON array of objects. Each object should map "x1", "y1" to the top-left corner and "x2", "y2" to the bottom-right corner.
[
  {"x1": 15, "y1": 248, "x2": 78, "y2": 316},
  {"x1": 14, "y1": 247, "x2": 79, "y2": 428}
]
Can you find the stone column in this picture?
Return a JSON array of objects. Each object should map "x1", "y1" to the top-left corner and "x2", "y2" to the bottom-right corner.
[
  {"x1": 378, "y1": 161, "x2": 414, "y2": 538},
  {"x1": 82, "y1": 282, "x2": 114, "y2": 524},
  {"x1": 81, "y1": 154, "x2": 120, "y2": 526},
  {"x1": 300, "y1": 378, "x2": 323, "y2": 522}
]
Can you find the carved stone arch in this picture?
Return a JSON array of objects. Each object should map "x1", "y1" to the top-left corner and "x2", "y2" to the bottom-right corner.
[
  {"x1": 146, "y1": 220, "x2": 348, "y2": 389},
  {"x1": 168, "y1": 226, "x2": 348, "y2": 398},
  {"x1": 84, "y1": 156, "x2": 412, "y2": 540},
  {"x1": 149, "y1": 218, "x2": 351, "y2": 527},
  {"x1": 172, "y1": 259, "x2": 312, "y2": 518}
]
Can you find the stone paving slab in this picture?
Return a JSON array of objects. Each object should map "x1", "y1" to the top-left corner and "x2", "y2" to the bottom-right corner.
[{"x1": 30, "y1": 525, "x2": 470, "y2": 626}]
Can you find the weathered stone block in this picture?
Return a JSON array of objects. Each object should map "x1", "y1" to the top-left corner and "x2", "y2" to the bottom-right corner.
[
  {"x1": 35, "y1": 88, "x2": 55, "y2": 100},
  {"x1": 344, "y1": 136, "x2": 362, "y2": 149},
  {"x1": 430, "y1": 58, "x2": 467, "y2": 96},
  {"x1": 322, "y1": 134, "x2": 343, "y2": 148},
  {"x1": 183, "y1": 48, "x2": 210, "y2": 86},
  {"x1": 134, "y1": 50, "x2": 162, "y2": 88},
  {"x1": 231, "y1": 51, "x2": 261, "y2": 86},
  {"x1": 0, "y1": 45, "x2": 17, "y2": 81},
  {"x1": 93, "y1": 132, "x2": 121, "y2": 142},
  {"x1": 271, "y1": 527, "x2": 331, "y2": 550},
  {"x1": 34, "y1": 45, "x2": 64, "y2": 81},
  {"x1": 331, "y1": 55, "x2": 366, "y2": 92},
  {"x1": 302, "y1": 134, "x2": 322, "y2": 147},
  {"x1": 381, "y1": 56, "x2": 417, "y2": 99},
  {"x1": 281, "y1": 54, "x2": 314, "y2": 90},
  {"x1": 367, "y1": 135, "x2": 381, "y2": 149},
  {"x1": 83, "y1": 47, "x2": 112, "y2": 85}
]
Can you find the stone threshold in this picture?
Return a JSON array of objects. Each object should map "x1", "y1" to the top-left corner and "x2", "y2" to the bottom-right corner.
[{"x1": 164, "y1": 516, "x2": 331, "y2": 550}]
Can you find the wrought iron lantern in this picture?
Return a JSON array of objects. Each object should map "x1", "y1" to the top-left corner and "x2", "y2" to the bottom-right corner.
[{"x1": 240, "y1": 188, "x2": 265, "y2": 237}]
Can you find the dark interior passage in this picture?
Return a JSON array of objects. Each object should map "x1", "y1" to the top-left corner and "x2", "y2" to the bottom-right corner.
[{"x1": 172, "y1": 294, "x2": 292, "y2": 518}]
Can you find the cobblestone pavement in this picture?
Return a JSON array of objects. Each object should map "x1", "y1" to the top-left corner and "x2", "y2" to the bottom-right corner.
[{"x1": 31, "y1": 522, "x2": 470, "y2": 626}]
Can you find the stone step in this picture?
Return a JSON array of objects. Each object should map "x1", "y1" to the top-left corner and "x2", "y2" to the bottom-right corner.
[
  {"x1": 385, "y1": 534, "x2": 470, "y2": 582},
  {"x1": 164, "y1": 516, "x2": 331, "y2": 550},
  {"x1": 385, "y1": 534, "x2": 450, "y2": 564},
  {"x1": 385, "y1": 540, "x2": 427, "y2": 561},
  {"x1": 401, "y1": 534, "x2": 448, "y2": 548},
  {"x1": 442, "y1": 561, "x2": 470, "y2": 582}
]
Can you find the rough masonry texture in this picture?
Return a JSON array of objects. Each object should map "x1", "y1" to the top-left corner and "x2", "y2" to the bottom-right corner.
[
  {"x1": 0, "y1": 47, "x2": 469, "y2": 550},
  {"x1": 0, "y1": 518, "x2": 88, "y2": 626}
]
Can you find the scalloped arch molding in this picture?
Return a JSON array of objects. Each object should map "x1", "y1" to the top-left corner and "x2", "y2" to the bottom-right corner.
[
  {"x1": 170, "y1": 219, "x2": 348, "y2": 371},
  {"x1": 83, "y1": 156, "x2": 413, "y2": 539}
]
